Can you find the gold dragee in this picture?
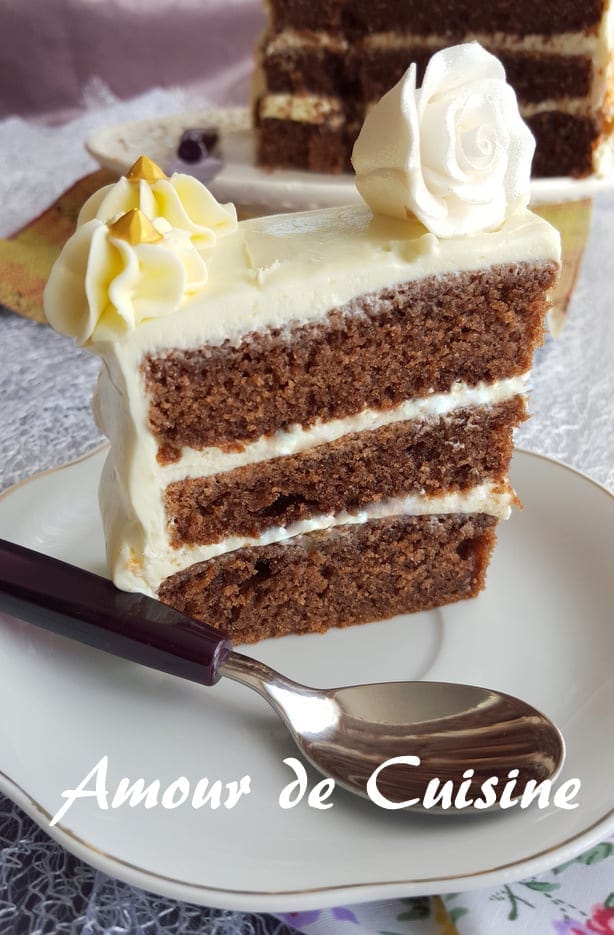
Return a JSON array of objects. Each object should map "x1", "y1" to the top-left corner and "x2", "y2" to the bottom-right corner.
[
  {"x1": 125, "y1": 155, "x2": 168, "y2": 182},
  {"x1": 108, "y1": 209, "x2": 163, "y2": 246}
]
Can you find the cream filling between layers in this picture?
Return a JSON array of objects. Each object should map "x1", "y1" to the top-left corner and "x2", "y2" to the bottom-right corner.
[
  {"x1": 105, "y1": 473, "x2": 514, "y2": 597},
  {"x1": 260, "y1": 91, "x2": 599, "y2": 124},
  {"x1": 267, "y1": 27, "x2": 604, "y2": 57},
  {"x1": 265, "y1": 30, "x2": 349, "y2": 54},
  {"x1": 518, "y1": 99, "x2": 593, "y2": 117},
  {"x1": 259, "y1": 92, "x2": 345, "y2": 125},
  {"x1": 154, "y1": 374, "x2": 530, "y2": 482},
  {"x1": 95, "y1": 371, "x2": 529, "y2": 597},
  {"x1": 362, "y1": 30, "x2": 600, "y2": 56}
]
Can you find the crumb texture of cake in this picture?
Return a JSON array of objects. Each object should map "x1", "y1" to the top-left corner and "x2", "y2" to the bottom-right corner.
[
  {"x1": 255, "y1": 1, "x2": 614, "y2": 178},
  {"x1": 158, "y1": 514, "x2": 498, "y2": 643},
  {"x1": 143, "y1": 262, "x2": 555, "y2": 459},
  {"x1": 164, "y1": 398, "x2": 525, "y2": 546},
  {"x1": 43, "y1": 46, "x2": 561, "y2": 643}
]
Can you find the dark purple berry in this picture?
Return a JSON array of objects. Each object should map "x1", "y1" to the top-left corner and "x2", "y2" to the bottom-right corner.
[{"x1": 177, "y1": 128, "x2": 219, "y2": 164}]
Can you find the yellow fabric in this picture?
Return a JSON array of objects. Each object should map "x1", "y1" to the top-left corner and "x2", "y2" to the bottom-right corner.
[
  {"x1": 433, "y1": 896, "x2": 461, "y2": 934},
  {"x1": 534, "y1": 199, "x2": 593, "y2": 335},
  {"x1": 0, "y1": 169, "x2": 117, "y2": 323}
]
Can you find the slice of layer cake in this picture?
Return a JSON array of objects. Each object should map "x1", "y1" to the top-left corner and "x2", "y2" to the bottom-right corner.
[
  {"x1": 45, "y1": 45, "x2": 560, "y2": 643},
  {"x1": 255, "y1": 0, "x2": 614, "y2": 177}
]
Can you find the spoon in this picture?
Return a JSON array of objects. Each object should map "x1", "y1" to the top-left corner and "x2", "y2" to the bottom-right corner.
[{"x1": 0, "y1": 538, "x2": 565, "y2": 813}]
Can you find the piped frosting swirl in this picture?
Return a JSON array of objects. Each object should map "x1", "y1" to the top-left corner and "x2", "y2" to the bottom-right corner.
[
  {"x1": 44, "y1": 208, "x2": 208, "y2": 344},
  {"x1": 78, "y1": 155, "x2": 237, "y2": 248},
  {"x1": 43, "y1": 156, "x2": 237, "y2": 343}
]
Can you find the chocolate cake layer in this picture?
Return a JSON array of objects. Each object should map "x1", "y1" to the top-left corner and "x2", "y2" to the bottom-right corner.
[
  {"x1": 256, "y1": 116, "x2": 350, "y2": 173},
  {"x1": 158, "y1": 513, "x2": 498, "y2": 643},
  {"x1": 359, "y1": 49, "x2": 593, "y2": 108},
  {"x1": 262, "y1": 43, "x2": 354, "y2": 98},
  {"x1": 166, "y1": 397, "x2": 524, "y2": 546},
  {"x1": 528, "y1": 112, "x2": 600, "y2": 178},
  {"x1": 258, "y1": 103, "x2": 601, "y2": 178},
  {"x1": 143, "y1": 262, "x2": 557, "y2": 462},
  {"x1": 266, "y1": 0, "x2": 606, "y2": 37},
  {"x1": 268, "y1": 0, "x2": 344, "y2": 33}
]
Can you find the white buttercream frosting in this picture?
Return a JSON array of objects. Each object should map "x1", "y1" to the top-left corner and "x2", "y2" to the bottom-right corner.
[
  {"x1": 44, "y1": 215, "x2": 207, "y2": 344},
  {"x1": 78, "y1": 170, "x2": 238, "y2": 249},
  {"x1": 352, "y1": 43, "x2": 535, "y2": 237},
  {"x1": 85, "y1": 204, "x2": 558, "y2": 355},
  {"x1": 43, "y1": 156, "x2": 242, "y2": 344}
]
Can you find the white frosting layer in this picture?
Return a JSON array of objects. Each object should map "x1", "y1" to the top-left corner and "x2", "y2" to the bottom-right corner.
[
  {"x1": 102, "y1": 469, "x2": 514, "y2": 596},
  {"x1": 352, "y1": 43, "x2": 535, "y2": 237},
  {"x1": 90, "y1": 203, "x2": 559, "y2": 359},
  {"x1": 259, "y1": 92, "x2": 344, "y2": 125},
  {"x1": 363, "y1": 30, "x2": 602, "y2": 56}
]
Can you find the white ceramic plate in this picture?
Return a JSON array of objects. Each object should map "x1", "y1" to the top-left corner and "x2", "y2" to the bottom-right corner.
[
  {"x1": 86, "y1": 106, "x2": 614, "y2": 211},
  {"x1": 0, "y1": 448, "x2": 613, "y2": 912}
]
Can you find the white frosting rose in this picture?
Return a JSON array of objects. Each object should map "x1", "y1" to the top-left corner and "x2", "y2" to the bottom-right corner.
[
  {"x1": 43, "y1": 215, "x2": 208, "y2": 344},
  {"x1": 352, "y1": 43, "x2": 535, "y2": 238},
  {"x1": 78, "y1": 169, "x2": 237, "y2": 249}
]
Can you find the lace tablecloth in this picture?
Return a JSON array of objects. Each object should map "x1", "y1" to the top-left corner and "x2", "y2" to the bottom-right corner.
[{"x1": 0, "y1": 89, "x2": 613, "y2": 935}]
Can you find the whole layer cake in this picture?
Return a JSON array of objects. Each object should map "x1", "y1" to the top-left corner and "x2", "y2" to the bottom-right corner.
[
  {"x1": 255, "y1": 0, "x2": 614, "y2": 177},
  {"x1": 45, "y1": 45, "x2": 560, "y2": 643}
]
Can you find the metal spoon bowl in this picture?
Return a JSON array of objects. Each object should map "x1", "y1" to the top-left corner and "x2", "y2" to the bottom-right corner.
[
  {"x1": 221, "y1": 654, "x2": 565, "y2": 812},
  {"x1": 0, "y1": 539, "x2": 565, "y2": 814}
]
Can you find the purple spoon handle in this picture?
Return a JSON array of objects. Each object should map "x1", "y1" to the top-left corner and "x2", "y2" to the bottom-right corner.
[{"x1": 0, "y1": 538, "x2": 232, "y2": 686}]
